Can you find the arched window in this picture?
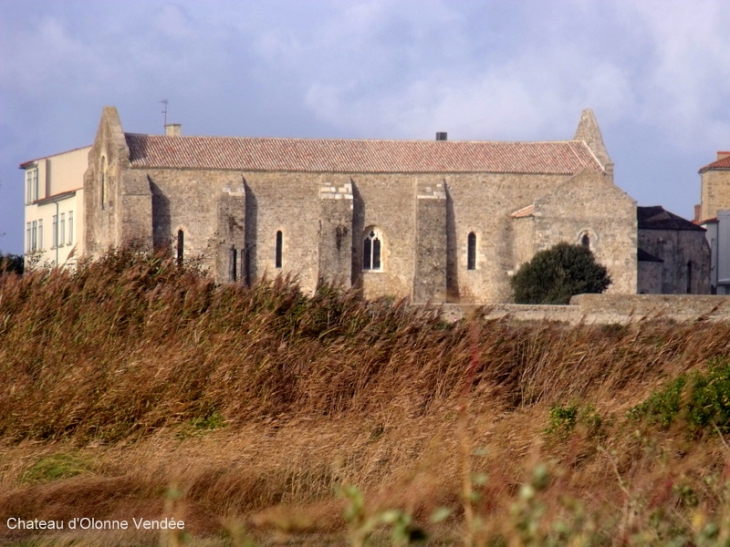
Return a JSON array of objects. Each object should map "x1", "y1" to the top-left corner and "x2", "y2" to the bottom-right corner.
[
  {"x1": 176, "y1": 230, "x2": 184, "y2": 266},
  {"x1": 101, "y1": 156, "x2": 107, "y2": 209},
  {"x1": 581, "y1": 233, "x2": 590, "y2": 248},
  {"x1": 467, "y1": 232, "x2": 477, "y2": 270},
  {"x1": 275, "y1": 230, "x2": 283, "y2": 269},
  {"x1": 363, "y1": 228, "x2": 382, "y2": 271}
]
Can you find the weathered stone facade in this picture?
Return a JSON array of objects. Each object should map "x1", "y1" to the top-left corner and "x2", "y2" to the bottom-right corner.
[
  {"x1": 637, "y1": 206, "x2": 710, "y2": 294},
  {"x1": 699, "y1": 153, "x2": 730, "y2": 223},
  {"x1": 697, "y1": 153, "x2": 730, "y2": 294},
  {"x1": 84, "y1": 107, "x2": 638, "y2": 303}
]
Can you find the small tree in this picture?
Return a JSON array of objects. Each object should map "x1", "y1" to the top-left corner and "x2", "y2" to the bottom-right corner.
[
  {"x1": 511, "y1": 242, "x2": 611, "y2": 304},
  {"x1": 0, "y1": 253, "x2": 24, "y2": 275}
]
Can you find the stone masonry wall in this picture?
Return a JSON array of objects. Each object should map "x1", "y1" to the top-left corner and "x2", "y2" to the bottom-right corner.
[
  {"x1": 701, "y1": 170, "x2": 730, "y2": 222},
  {"x1": 532, "y1": 170, "x2": 637, "y2": 295},
  {"x1": 439, "y1": 295, "x2": 730, "y2": 324},
  {"x1": 85, "y1": 108, "x2": 131, "y2": 254},
  {"x1": 445, "y1": 173, "x2": 569, "y2": 303},
  {"x1": 413, "y1": 180, "x2": 447, "y2": 303},
  {"x1": 87, "y1": 112, "x2": 636, "y2": 304},
  {"x1": 638, "y1": 260, "x2": 663, "y2": 294},
  {"x1": 637, "y1": 228, "x2": 711, "y2": 294},
  {"x1": 319, "y1": 180, "x2": 353, "y2": 287},
  {"x1": 108, "y1": 167, "x2": 638, "y2": 303}
]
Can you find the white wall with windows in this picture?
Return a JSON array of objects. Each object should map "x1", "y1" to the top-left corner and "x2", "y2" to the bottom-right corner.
[{"x1": 22, "y1": 146, "x2": 90, "y2": 268}]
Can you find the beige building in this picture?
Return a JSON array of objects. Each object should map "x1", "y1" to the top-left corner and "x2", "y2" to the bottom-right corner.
[
  {"x1": 697, "y1": 152, "x2": 730, "y2": 294},
  {"x1": 21, "y1": 146, "x2": 91, "y2": 268},
  {"x1": 80, "y1": 106, "x2": 638, "y2": 303}
]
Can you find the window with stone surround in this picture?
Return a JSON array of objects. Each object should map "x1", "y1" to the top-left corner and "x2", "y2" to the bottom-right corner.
[
  {"x1": 177, "y1": 230, "x2": 184, "y2": 266},
  {"x1": 101, "y1": 156, "x2": 107, "y2": 209},
  {"x1": 363, "y1": 228, "x2": 382, "y2": 271},
  {"x1": 467, "y1": 232, "x2": 477, "y2": 270},
  {"x1": 230, "y1": 247, "x2": 238, "y2": 281},
  {"x1": 275, "y1": 231, "x2": 283, "y2": 269}
]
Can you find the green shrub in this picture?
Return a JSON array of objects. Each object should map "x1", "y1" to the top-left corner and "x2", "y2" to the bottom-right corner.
[
  {"x1": 629, "y1": 358, "x2": 730, "y2": 433},
  {"x1": 547, "y1": 404, "x2": 578, "y2": 436},
  {"x1": 546, "y1": 404, "x2": 603, "y2": 440},
  {"x1": 20, "y1": 453, "x2": 93, "y2": 484},
  {"x1": 510, "y1": 243, "x2": 611, "y2": 305}
]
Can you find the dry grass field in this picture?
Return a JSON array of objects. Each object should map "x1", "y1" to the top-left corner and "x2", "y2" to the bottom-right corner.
[{"x1": 2, "y1": 249, "x2": 730, "y2": 546}]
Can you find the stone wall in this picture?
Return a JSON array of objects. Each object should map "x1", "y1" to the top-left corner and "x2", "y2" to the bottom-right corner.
[
  {"x1": 445, "y1": 173, "x2": 569, "y2": 303},
  {"x1": 530, "y1": 170, "x2": 637, "y2": 295},
  {"x1": 439, "y1": 294, "x2": 730, "y2": 324},
  {"x1": 637, "y1": 260, "x2": 663, "y2": 294},
  {"x1": 84, "y1": 107, "x2": 639, "y2": 304},
  {"x1": 701, "y1": 169, "x2": 730, "y2": 221},
  {"x1": 638, "y1": 228, "x2": 711, "y2": 294}
]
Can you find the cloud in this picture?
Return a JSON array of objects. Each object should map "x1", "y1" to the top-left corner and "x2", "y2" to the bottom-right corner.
[
  {"x1": 615, "y1": 0, "x2": 730, "y2": 149},
  {"x1": 2, "y1": 0, "x2": 730, "y2": 251}
]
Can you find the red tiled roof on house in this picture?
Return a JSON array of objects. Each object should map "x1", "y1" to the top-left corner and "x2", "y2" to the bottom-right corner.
[
  {"x1": 699, "y1": 152, "x2": 730, "y2": 173},
  {"x1": 125, "y1": 134, "x2": 604, "y2": 175}
]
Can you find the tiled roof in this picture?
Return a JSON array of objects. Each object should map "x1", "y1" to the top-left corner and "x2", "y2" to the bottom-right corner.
[
  {"x1": 510, "y1": 204, "x2": 535, "y2": 218},
  {"x1": 637, "y1": 206, "x2": 705, "y2": 231},
  {"x1": 699, "y1": 154, "x2": 730, "y2": 173},
  {"x1": 125, "y1": 134, "x2": 603, "y2": 175}
]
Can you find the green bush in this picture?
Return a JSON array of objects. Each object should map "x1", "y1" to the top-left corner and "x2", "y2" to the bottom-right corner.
[
  {"x1": 629, "y1": 358, "x2": 730, "y2": 433},
  {"x1": 510, "y1": 243, "x2": 611, "y2": 305}
]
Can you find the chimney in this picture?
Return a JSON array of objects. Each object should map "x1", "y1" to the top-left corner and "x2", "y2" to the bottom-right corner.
[
  {"x1": 165, "y1": 123, "x2": 181, "y2": 137},
  {"x1": 717, "y1": 151, "x2": 730, "y2": 160},
  {"x1": 436, "y1": 132, "x2": 447, "y2": 141},
  {"x1": 694, "y1": 204, "x2": 701, "y2": 223}
]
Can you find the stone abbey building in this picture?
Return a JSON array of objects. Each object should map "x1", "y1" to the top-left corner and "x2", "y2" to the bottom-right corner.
[{"x1": 84, "y1": 106, "x2": 638, "y2": 303}]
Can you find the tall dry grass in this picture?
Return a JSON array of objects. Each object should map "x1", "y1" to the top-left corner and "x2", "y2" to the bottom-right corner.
[{"x1": 1, "y1": 249, "x2": 730, "y2": 545}]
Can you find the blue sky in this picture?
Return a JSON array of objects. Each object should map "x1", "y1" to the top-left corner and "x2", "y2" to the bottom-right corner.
[{"x1": 2, "y1": 0, "x2": 730, "y2": 254}]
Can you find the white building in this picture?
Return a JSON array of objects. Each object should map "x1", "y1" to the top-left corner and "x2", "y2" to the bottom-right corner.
[
  {"x1": 21, "y1": 146, "x2": 91, "y2": 268},
  {"x1": 701, "y1": 211, "x2": 730, "y2": 295}
]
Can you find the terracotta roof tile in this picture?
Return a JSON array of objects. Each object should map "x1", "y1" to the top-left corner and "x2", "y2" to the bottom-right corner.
[
  {"x1": 699, "y1": 155, "x2": 730, "y2": 173},
  {"x1": 125, "y1": 134, "x2": 603, "y2": 175},
  {"x1": 510, "y1": 204, "x2": 535, "y2": 218}
]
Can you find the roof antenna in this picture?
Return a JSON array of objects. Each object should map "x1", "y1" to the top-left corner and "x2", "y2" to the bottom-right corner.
[{"x1": 160, "y1": 99, "x2": 169, "y2": 130}]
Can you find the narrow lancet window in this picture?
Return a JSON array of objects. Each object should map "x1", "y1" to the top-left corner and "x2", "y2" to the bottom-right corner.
[
  {"x1": 230, "y1": 248, "x2": 238, "y2": 281},
  {"x1": 581, "y1": 234, "x2": 590, "y2": 248},
  {"x1": 177, "y1": 230, "x2": 184, "y2": 266},
  {"x1": 467, "y1": 232, "x2": 477, "y2": 270},
  {"x1": 275, "y1": 231, "x2": 283, "y2": 269},
  {"x1": 101, "y1": 156, "x2": 107, "y2": 209},
  {"x1": 363, "y1": 229, "x2": 382, "y2": 271}
]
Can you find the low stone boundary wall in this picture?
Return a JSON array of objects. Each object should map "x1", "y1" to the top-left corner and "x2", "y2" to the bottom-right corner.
[{"x1": 437, "y1": 295, "x2": 730, "y2": 324}]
